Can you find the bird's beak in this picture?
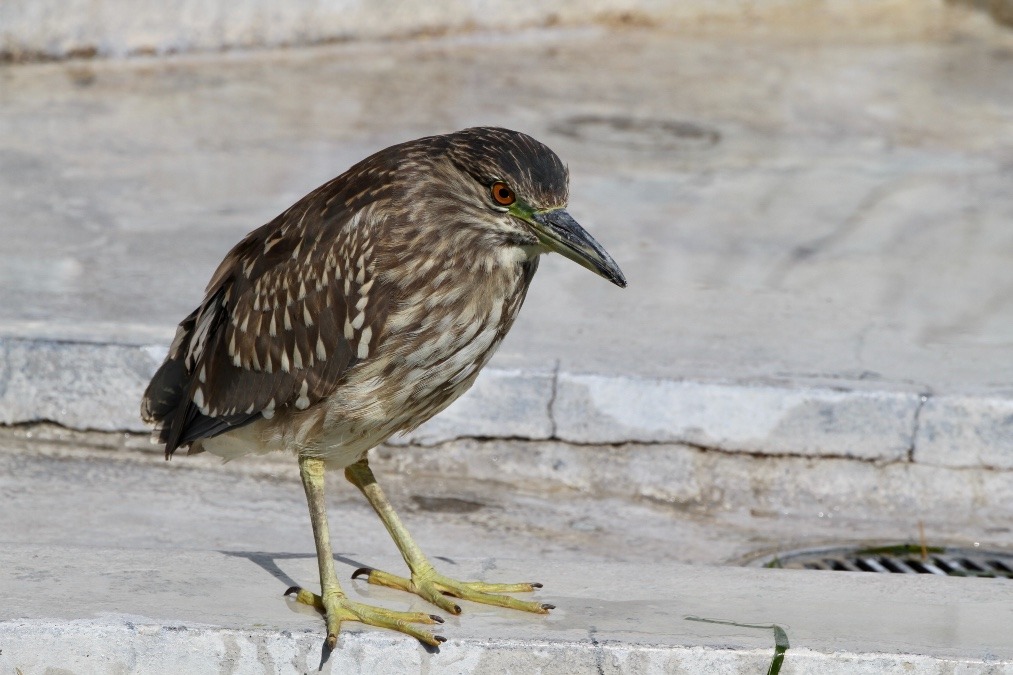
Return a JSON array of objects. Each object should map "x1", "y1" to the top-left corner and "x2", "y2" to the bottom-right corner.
[{"x1": 530, "y1": 208, "x2": 627, "y2": 288}]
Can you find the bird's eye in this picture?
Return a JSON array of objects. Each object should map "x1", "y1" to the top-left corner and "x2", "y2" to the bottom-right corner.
[{"x1": 490, "y1": 181, "x2": 515, "y2": 206}]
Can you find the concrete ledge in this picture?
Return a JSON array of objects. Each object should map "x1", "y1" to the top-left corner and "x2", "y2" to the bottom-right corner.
[
  {"x1": 554, "y1": 373, "x2": 922, "y2": 460},
  {"x1": 915, "y1": 394, "x2": 1013, "y2": 469},
  {"x1": 1, "y1": 544, "x2": 1010, "y2": 673},
  {"x1": 2, "y1": 337, "x2": 1012, "y2": 469},
  {"x1": 0, "y1": 338, "x2": 155, "y2": 431}
]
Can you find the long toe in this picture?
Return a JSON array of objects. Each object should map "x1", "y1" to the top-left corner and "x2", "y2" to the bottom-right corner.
[
  {"x1": 289, "y1": 586, "x2": 445, "y2": 647},
  {"x1": 336, "y1": 598, "x2": 447, "y2": 647},
  {"x1": 354, "y1": 568, "x2": 552, "y2": 615},
  {"x1": 353, "y1": 568, "x2": 463, "y2": 614}
]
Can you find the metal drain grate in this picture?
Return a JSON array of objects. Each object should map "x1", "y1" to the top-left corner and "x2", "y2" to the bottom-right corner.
[{"x1": 755, "y1": 545, "x2": 1013, "y2": 579}]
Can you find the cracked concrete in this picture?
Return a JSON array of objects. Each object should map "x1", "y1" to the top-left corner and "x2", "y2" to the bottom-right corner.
[{"x1": 908, "y1": 394, "x2": 928, "y2": 463}]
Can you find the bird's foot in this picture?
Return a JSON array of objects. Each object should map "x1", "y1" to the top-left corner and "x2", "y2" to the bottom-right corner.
[
  {"x1": 285, "y1": 586, "x2": 446, "y2": 648},
  {"x1": 351, "y1": 567, "x2": 554, "y2": 615}
]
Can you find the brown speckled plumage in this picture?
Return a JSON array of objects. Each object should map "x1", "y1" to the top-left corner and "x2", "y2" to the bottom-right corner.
[{"x1": 142, "y1": 128, "x2": 582, "y2": 466}]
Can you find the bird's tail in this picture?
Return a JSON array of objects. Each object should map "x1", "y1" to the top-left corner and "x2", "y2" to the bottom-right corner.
[{"x1": 141, "y1": 310, "x2": 198, "y2": 454}]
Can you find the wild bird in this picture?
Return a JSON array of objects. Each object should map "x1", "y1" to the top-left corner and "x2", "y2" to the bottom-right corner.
[{"x1": 141, "y1": 126, "x2": 626, "y2": 648}]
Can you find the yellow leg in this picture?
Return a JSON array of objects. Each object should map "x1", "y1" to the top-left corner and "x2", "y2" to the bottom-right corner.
[
  {"x1": 288, "y1": 455, "x2": 445, "y2": 647},
  {"x1": 345, "y1": 459, "x2": 553, "y2": 616}
]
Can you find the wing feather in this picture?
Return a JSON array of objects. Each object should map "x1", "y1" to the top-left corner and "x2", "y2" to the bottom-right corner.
[{"x1": 143, "y1": 203, "x2": 388, "y2": 457}]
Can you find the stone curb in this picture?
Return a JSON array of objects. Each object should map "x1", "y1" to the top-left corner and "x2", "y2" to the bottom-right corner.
[
  {"x1": 5, "y1": 621, "x2": 1008, "y2": 675},
  {"x1": 0, "y1": 336, "x2": 1010, "y2": 469},
  {"x1": 2, "y1": 544, "x2": 1011, "y2": 674}
]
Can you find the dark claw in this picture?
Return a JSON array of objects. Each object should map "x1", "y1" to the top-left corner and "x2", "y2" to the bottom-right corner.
[
  {"x1": 531, "y1": 582, "x2": 543, "y2": 589},
  {"x1": 351, "y1": 567, "x2": 374, "y2": 580},
  {"x1": 541, "y1": 603, "x2": 556, "y2": 611},
  {"x1": 284, "y1": 586, "x2": 301, "y2": 596},
  {"x1": 434, "y1": 635, "x2": 448, "y2": 644},
  {"x1": 429, "y1": 614, "x2": 445, "y2": 624}
]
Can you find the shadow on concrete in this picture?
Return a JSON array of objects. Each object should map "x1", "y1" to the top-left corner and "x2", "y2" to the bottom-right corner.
[{"x1": 220, "y1": 550, "x2": 376, "y2": 588}]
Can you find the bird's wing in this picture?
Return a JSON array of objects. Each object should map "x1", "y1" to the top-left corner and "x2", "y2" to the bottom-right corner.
[{"x1": 142, "y1": 197, "x2": 391, "y2": 457}]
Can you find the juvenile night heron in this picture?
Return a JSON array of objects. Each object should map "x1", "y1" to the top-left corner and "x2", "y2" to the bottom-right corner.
[{"x1": 142, "y1": 127, "x2": 626, "y2": 647}]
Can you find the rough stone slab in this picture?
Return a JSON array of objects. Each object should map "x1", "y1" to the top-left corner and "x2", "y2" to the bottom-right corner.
[
  {"x1": 553, "y1": 373, "x2": 922, "y2": 460},
  {"x1": 1, "y1": 544, "x2": 1011, "y2": 674},
  {"x1": 6, "y1": 335, "x2": 1013, "y2": 472},
  {"x1": 915, "y1": 394, "x2": 1013, "y2": 469},
  {"x1": 0, "y1": 337, "x2": 157, "y2": 431},
  {"x1": 6, "y1": 624, "x2": 1010, "y2": 675},
  {"x1": 0, "y1": 335, "x2": 925, "y2": 463},
  {"x1": 0, "y1": 336, "x2": 559, "y2": 441},
  {"x1": 5, "y1": 335, "x2": 1013, "y2": 472}
]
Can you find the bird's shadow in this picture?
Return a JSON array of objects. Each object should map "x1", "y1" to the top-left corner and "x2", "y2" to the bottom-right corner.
[
  {"x1": 221, "y1": 549, "x2": 369, "y2": 590},
  {"x1": 220, "y1": 550, "x2": 442, "y2": 668}
]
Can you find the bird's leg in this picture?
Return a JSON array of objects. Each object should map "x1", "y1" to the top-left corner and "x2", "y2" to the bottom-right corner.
[
  {"x1": 288, "y1": 455, "x2": 446, "y2": 647},
  {"x1": 344, "y1": 459, "x2": 553, "y2": 616}
]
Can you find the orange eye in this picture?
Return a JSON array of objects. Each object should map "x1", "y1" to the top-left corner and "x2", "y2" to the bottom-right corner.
[{"x1": 491, "y1": 181, "x2": 515, "y2": 206}]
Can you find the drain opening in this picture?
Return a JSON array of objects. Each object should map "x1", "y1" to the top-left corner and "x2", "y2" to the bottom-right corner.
[{"x1": 750, "y1": 545, "x2": 1013, "y2": 579}]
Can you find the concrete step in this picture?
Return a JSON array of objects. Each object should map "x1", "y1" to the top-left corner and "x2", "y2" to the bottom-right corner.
[
  {"x1": 3, "y1": 339, "x2": 1013, "y2": 473},
  {"x1": 2, "y1": 543, "x2": 1010, "y2": 674}
]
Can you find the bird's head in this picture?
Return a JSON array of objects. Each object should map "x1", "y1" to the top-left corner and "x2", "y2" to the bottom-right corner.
[{"x1": 441, "y1": 127, "x2": 627, "y2": 288}]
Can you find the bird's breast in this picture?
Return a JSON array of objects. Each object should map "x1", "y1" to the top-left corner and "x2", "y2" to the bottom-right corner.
[
  {"x1": 337, "y1": 256, "x2": 535, "y2": 435},
  {"x1": 242, "y1": 253, "x2": 536, "y2": 466}
]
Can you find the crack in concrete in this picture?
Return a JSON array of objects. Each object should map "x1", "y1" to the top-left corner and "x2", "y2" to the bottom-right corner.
[
  {"x1": 586, "y1": 437, "x2": 928, "y2": 467},
  {"x1": 0, "y1": 340, "x2": 10, "y2": 400},
  {"x1": 907, "y1": 394, "x2": 929, "y2": 463},
  {"x1": 547, "y1": 359, "x2": 561, "y2": 440},
  {"x1": 402, "y1": 434, "x2": 921, "y2": 467},
  {"x1": 9, "y1": 417, "x2": 1013, "y2": 475},
  {"x1": 587, "y1": 625, "x2": 606, "y2": 675}
]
